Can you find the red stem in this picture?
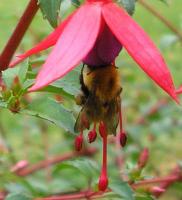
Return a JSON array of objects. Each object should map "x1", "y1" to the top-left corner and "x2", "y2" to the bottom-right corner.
[
  {"x1": 0, "y1": 0, "x2": 39, "y2": 71},
  {"x1": 35, "y1": 190, "x2": 111, "y2": 200},
  {"x1": 132, "y1": 176, "x2": 180, "y2": 189},
  {"x1": 14, "y1": 148, "x2": 96, "y2": 176},
  {"x1": 102, "y1": 135, "x2": 107, "y2": 175}
]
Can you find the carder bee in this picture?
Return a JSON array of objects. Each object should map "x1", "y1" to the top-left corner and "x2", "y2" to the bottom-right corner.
[{"x1": 74, "y1": 64, "x2": 122, "y2": 135}]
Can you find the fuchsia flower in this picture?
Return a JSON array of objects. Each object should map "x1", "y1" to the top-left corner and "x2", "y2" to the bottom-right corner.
[{"x1": 10, "y1": 0, "x2": 178, "y2": 103}]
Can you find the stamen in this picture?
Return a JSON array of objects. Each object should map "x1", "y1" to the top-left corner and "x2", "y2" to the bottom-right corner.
[
  {"x1": 119, "y1": 104, "x2": 123, "y2": 133},
  {"x1": 98, "y1": 122, "x2": 108, "y2": 191},
  {"x1": 99, "y1": 121, "x2": 106, "y2": 138},
  {"x1": 88, "y1": 123, "x2": 97, "y2": 143},
  {"x1": 118, "y1": 102, "x2": 127, "y2": 147},
  {"x1": 75, "y1": 131, "x2": 83, "y2": 151}
]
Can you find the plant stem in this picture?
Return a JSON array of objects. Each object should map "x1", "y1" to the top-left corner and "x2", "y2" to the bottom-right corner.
[
  {"x1": 14, "y1": 148, "x2": 97, "y2": 176},
  {"x1": 35, "y1": 190, "x2": 111, "y2": 200},
  {"x1": 132, "y1": 175, "x2": 180, "y2": 189},
  {"x1": 138, "y1": 0, "x2": 182, "y2": 41},
  {"x1": 0, "y1": 0, "x2": 39, "y2": 71},
  {"x1": 154, "y1": 166, "x2": 182, "y2": 197}
]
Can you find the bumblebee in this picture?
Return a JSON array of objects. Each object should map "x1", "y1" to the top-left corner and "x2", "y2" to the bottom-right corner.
[{"x1": 74, "y1": 64, "x2": 122, "y2": 135}]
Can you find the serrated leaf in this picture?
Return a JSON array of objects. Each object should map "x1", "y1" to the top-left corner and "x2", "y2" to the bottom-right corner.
[
  {"x1": 21, "y1": 97, "x2": 75, "y2": 134},
  {"x1": 118, "y1": 0, "x2": 135, "y2": 15},
  {"x1": 5, "y1": 193, "x2": 32, "y2": 200},
  {"x1": 39, "y1": 0, "x2": 62, "y2": 28},
  {"x1": 110, "y1": 179, "x2": 134, "y2": 200}
]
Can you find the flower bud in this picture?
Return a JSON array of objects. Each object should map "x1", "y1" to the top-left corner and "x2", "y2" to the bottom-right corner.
[
  {"x1": 138, "y1": 148, "x2": 149, "y2": 169},
  {"x1": 150, "y1": 186, "x2": 165, "y2": 196},
  {"x1": 88, "y1": 130, "x2": 97, "y2": 143},
  {"x1": 74, "y1": 134, "x2": 83, "y2": 151},
  {"x1": 11, "y1": 160, "x2": 29, "y2": 172},
  {"x1": 119, "y1": 132, "x2": 127, "y2": 147},
  {"x1": 98, "y1": 174, "x2": 108, "y2": 191}
]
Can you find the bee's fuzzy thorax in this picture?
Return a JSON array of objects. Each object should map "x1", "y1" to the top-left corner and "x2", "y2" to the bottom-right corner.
[{"x1": 82, "y1": 64, "x2": 121, "y2": 102}]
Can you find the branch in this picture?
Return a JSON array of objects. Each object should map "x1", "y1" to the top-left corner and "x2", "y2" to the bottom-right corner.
[
  {"x1": 35, "y1": 190, "x2": 111, "y2": 200},
  {"x1": 131, "y1": 165, "x2": 182, "y2": 197},
  {"x1": 0, "y1": 0, "x2": 39, "y2": 71},
  {"x1": 32, "y1": 167, "x2": 182, "y2": 200},
  {"x1": 13, "y1": 148, "x2": 97, "y2": 176},
  {"x1": 154, "y1": 166, "x2": 182, "y2": 197},
  {"x1": 132, "y1": 175, "x2": 181, "y2": 189},
  {"x1": 138, "y1": 0, "x2": 182, "y2": 42}
]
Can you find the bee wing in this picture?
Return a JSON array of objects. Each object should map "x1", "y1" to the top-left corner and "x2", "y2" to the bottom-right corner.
[
  {"x1": 104, "y1": 97, "x2": 121, "y2": 135},
  {"x1": 74, "y1": 104, "x2": 90, "y2": 133}
]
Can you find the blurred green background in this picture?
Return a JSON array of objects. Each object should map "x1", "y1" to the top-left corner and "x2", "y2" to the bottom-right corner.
[{"x1": 0, "y1": 0, "x2": 182, "y2": 199}]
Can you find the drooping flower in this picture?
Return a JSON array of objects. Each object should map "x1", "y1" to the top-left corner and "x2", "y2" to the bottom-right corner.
[{"x1": 10, "y1": 0, "x2": 178, "y2": 103}]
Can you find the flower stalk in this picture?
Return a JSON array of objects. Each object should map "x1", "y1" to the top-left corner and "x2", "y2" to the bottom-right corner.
[{"x1": 0, "y1": 0, "x2": 39, "y2": 71}]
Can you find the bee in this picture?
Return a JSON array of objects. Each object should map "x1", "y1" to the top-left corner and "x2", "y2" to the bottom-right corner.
[{"x1": 74, "y1": 64, "x2": 122, "y2": 135}]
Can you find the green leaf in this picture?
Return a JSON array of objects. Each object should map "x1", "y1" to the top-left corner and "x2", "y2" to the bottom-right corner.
[
  {"x1": 39, "y1": 0, "x2": 62, "y2": 28},
  {"x1": 5, "y1": 193, "x2": 32, "y2": 200},
  {"x1": 54, "y1": 158, "x2": 99, "y2": 178},
  {"x1": 18, "y1": 61, "x2": 31, "y2": 84},
  {"x1": 51, "y1": 66, "x2": 81, "y2": 96},
  {"x1": 71, "y1": 0, "x2": 81, "y2": 7},
  {"x1": 135, "y1": 194, "x2": 156, "y2": 200},
  {"x1": 21, "y1": 97, "x2": 75, "y2": 134},
  {"x1": 0, "y1": 100, "x2": 7, "y2": 108},
  {"x1": 160, "y1": 34, "x2": 179, "y2": 50},
  {"x1": 118, "y1": 0, "x2": 136, "y2": 15},
  {"x1": 2, "y1": 62, "x2": 31, "y2": 89},
  {"x1": 110, "y1": 179, "x2": 135, "y2": 200},
  {"x1": 2, "y1": 67, "x2": 19, "y2": 88}
]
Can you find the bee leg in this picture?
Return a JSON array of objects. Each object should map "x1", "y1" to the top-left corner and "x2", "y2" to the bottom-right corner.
[{"x1": 75, "y1": 92, "x2": 86, "y2": 105}]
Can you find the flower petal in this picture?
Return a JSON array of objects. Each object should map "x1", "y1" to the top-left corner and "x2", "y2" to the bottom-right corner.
[
  {"x1": 29, "y1": 3, "x2": 102, "y2": 91},
  {"x1": 102, "y1": 3, "x2": 178, "y2": 102},
  {"x1": 83, "y1": 23, "x2": 122, "y2": 66},
  {"x1": 9, "y1": 12, "x2": 75, "y2": 67}
]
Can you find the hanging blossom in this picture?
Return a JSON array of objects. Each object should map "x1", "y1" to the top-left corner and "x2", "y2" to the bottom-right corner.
[
  {"x1": 10, "y1": 0, "x2": 178, "y2": 103},
  {"x1": 10, "y1": 0, "x2": 179, "y2": 191}
]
